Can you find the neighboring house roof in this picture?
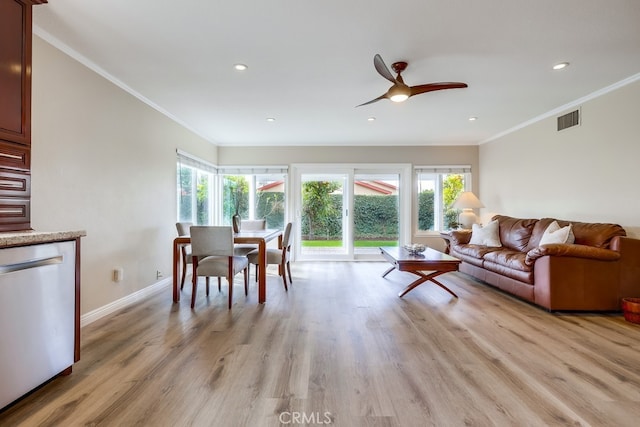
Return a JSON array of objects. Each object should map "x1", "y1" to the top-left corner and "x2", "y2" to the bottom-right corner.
[
  {"x1": 258, "y1": 181, "x2": 282, "y2": 191},
  {"x1": 355, "y1": 181, "x2": 393, "y2": 195},
  {"x1": 258, "y1": 180, "x2": 397, "y2": 195}
]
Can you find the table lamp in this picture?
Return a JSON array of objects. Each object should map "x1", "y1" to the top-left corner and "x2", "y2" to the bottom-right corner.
[{"x1": 452, "y1": 191, "x2": 484, "y2": 229}]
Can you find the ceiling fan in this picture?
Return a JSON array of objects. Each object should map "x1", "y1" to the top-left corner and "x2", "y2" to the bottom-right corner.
[{"x1": 356, "y1": 54, "x2": 468, "y2": 107}]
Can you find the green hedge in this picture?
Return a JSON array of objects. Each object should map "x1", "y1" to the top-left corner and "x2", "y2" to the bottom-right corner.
[
  {"x1": 300, "y1": 193, "x2": 453, "y2": 240},
  {"x1": 353, "y1": 195, "x2": 398, "y2": 239},
  {"x1": 302, "y1": 194, "x2": 400, "y2": 240},
  {"x1": 419, "y1": 190, "x2": 434, "y2": 230}
]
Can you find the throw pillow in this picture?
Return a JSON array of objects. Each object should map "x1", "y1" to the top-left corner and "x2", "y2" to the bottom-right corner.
[
  {"x1": 469, "y1": 220, "x2": 502, "y2": 247},
  {"x1": 539, "y1": 221, "x2": 575, "y2": 246}
]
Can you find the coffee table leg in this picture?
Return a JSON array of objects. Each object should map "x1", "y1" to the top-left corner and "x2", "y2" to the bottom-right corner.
[
  {"x1": 398, "y1": 271, "x2": 458, "y2": 298},
  {"x1": 427, "y1": 276, "x2": 458, "y2": 298},
  {"x1": 382, "y1": 265, "x2": 396, "y2": 278}
]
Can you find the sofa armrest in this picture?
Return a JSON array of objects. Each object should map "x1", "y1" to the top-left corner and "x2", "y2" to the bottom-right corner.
[
  {"x1": 525, "y1": 243, "x2": 621, "y2": 266},
  {"x1": 449, "y1": 229, "x2": 472, "y2": 246}
]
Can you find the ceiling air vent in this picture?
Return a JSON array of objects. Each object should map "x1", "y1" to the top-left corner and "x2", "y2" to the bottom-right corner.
[{"x1": 557, "y1": 109, "x2": 580, "y2": 131}]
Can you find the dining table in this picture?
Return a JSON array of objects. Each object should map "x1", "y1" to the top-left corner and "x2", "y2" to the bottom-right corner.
[{"x1": 172, "y1": 228, "x2": 283, "y2": 304}]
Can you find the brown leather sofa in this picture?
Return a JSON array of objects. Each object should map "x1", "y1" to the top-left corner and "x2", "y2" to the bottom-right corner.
[{"x1": 449, "y1": 215, "x2": 640, "y2": 311}]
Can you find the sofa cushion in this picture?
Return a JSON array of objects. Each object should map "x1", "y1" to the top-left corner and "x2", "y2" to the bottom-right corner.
[
  {"x1": 450, "y1": 245, "x2": 502, "y2": 267},
  {"x1": 483, "y1": 249, "x2": 532, "y2": 272},
  {"x1": 483, "y1": 259, "x2": 534, "y2": 284},
  {"x1": 493, "y1": 215, "x2": 538, "y2": 252},
  {"x1": 539, "y1": 221, "x2": 575, "y2": 245},
  {"x1": 469, "y1": 220, "x2": 502, "y2": 247}
]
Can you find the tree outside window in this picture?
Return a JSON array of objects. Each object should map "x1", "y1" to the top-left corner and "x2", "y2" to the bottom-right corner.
[
  {"x1": 222, "y1": 174, "x2": 286, "y2": 229},
  {"x1": 417, "y1": 172, "x2": 468, "y2": 231},
  {"x1": 177, "y1": 164, "x2": 212, "y2": 225}
]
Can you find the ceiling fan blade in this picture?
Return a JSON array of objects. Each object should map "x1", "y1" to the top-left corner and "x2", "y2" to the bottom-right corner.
[
  {"x1": 410, "y1": 82, "x2": 468, "y2": 97},
  {"x1": 373, "y1": 54, "x2": 397, "y2": 84},
  {"x1": 355, "y1": 94, "x2": 387, "y2": 108}
]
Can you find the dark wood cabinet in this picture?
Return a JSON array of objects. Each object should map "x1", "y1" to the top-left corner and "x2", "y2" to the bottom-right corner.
[{"x1": 0, "y1": 0, "x2": 47, "y2": 231}]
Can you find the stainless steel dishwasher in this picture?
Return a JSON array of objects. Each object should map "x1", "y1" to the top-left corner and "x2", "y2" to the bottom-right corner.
[{"x1": 0, "y1": 240, "x2": 77, "y2": 409}]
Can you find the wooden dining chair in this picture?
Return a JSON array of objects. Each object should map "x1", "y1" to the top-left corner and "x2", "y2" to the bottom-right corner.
[
  {"x1": 190, "y1": 226, "x2": 249, "y2": 309},
  {"x1": 247, "y1": 222, "x2": 293, "y2": 291},
  {"x1": 175, "y1": 222, "x2": 192, "y2": 289}
]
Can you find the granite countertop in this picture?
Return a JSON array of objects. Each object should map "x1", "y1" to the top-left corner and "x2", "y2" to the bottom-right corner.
[{"x1": 0, "y1": 230, "x2": 86, "y2": 247}]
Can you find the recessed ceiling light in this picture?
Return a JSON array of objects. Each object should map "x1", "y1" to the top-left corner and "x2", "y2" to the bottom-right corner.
[
  {"x1": 367, "y1": 117, "x2": 376, "y2": 122},
  {"x1": 234, "y1": 64, "x2": 248, "y2": 71},
  {"x1": 266, "y1": 117, "x2": 276, "y2": 122},
  {"x1": 469, "y1": 117, "x2": 477, "y2": 121},
  {"x1": 552, "y1": 62, "x2": 569, "y2": 70}
]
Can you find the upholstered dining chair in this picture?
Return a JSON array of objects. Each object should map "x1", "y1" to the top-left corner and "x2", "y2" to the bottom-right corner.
[
  {"x1": 233, "y1": 218, "x2": 267, "y2": 257},
  {"x1": 175, "y1": 222, "x2": 193, "y2": 289},
  {"x1": 247, "y1": 222, "x2": 293, "y2": 291},
  {"x1": 190, "y1": 226, "x2": 249, "y2": 309},
  {"x1": 241, "y1": 219, "x2": 267, "y2": 230}
]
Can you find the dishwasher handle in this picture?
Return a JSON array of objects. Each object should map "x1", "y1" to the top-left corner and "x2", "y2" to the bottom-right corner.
[{"x1": 0, "y1": 255, "x2": 64, "y2": 274}]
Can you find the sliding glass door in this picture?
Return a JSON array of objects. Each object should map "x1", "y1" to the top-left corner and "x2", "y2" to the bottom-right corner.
[
  {"x1": 353, "y1": 172, "x2": 400, "y2": 256},
  {"x1": 299, "y1": 173, "x2": 348, "y2": 258},
  {"x1": 293, "y1": 164, "x2": 410, "y2": 261}
]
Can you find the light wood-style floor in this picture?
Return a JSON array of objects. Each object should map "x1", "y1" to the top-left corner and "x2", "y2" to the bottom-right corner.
[{"x1": 2, "y1": 261, "x2": 640, "y2": 426}]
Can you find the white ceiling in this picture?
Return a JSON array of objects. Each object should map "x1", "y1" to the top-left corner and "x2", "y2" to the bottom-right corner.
[{"x1": 33, "y1": 0, "x2": 640, "y2": 147}]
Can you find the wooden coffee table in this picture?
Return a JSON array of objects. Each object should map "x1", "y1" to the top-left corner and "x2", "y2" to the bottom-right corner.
[{"x1": 380, "y1": 246, "x2": 462, "y2": 298}]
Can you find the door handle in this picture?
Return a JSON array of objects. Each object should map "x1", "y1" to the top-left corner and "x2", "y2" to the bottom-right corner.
[{"x1": 0, "y1": 255, "x2": 63, "y2": 274}]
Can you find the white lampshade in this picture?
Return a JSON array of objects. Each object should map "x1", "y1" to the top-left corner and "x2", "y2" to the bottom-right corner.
[
  {"x1": 452, "y1": 192, "x2": 484, "y2": 229},
  {"x1": 452, "y1": 192, "x2": 485, "y2": 209}
]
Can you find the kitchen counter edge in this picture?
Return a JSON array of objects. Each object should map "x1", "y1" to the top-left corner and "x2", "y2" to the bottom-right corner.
[{"x1": 0, "y1": 230, "x2": 87, "y2": 248}]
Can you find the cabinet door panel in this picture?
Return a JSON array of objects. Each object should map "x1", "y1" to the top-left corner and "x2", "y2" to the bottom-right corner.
[{"x1": 0, "y1": 0, "x2": 31, "y2": 145}]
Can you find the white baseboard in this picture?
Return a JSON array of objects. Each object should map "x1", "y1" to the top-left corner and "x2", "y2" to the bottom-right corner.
[{"x1": 80, "y1": 277, "x2": 172, "y2": 327}]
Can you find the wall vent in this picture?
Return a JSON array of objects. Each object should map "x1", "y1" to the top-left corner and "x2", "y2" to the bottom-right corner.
[{"x1": 557, "y1": 109, "x2": 580, "y2": 131}]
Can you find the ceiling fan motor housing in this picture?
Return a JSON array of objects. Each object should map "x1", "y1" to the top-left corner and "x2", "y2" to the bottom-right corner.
[
  {"x1": 391, "y1": 61, "x2": 408, "y2": 74},
  {"x1": 388, "y1": 84, "x2": 411, "y2": 102}
]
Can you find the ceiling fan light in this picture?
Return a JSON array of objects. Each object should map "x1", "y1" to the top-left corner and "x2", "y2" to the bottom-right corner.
[
  {"x1": 390, "y1": 93, "x2": 409, "y2": 103},
  {"x1": 388, "y1": 85, "x2": 411, "y2": 103}
]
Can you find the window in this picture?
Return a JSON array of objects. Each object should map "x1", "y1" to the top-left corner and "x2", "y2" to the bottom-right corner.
[
  {"x1": 219, "y1": 167, "x2": 287, "y2": 229},
  {"x1": 177, "y1": 152, "x2": 216, "y2": 225},
  {"x1": 416, "y1": 166, "x2": 471, "y2": 232}
]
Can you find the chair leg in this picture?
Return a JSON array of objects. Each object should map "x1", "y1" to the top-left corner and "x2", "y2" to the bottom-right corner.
[
  {"x1": 255, "y1": 264, "x2": 259, "y2": 282},
  {"x1": 206, "y1": 277, "x2": 210, "y2": 296},
  {"x1": 218, "y1": 277, "x2": 222, "y2": 291},
  {"x1": 244, "y1": 267, "x2": 249, "y2": 296},
  {"x1": 180, "y1": 261, "x2": 187, "y2": 290},
  {"x1": 286, "y1": 261, "x2": 293, "y2": 285},
  {"x1": 280, "y1": 260, "x2": 288, "y2": 291},
  {"x1": 228, "y1": 276, "x2": 233, "y2": 309},
  {"x1": 191, "y1": 274, "x2": 197, "y2": 309}
]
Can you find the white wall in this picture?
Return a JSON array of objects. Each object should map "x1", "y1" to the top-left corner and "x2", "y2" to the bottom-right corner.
[
  {"x1": 30, "y1": 36, "x2": 217, "y2": 314},
  {"x1": 219, "y1": 145, "x2": 478, "y2": 168},
  {"x1": 479, "y1": 79, "x2": 640, "y2": 237}
]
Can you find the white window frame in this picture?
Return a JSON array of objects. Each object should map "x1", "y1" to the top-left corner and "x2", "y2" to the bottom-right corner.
[
  {"x1": 414, "y1": 165, "x2": 472, "y2": 235},
  {"x1": 176, "y1": 150, "x2": 217, "y2": 225},
  {"x1": 216, "y1": 166, "x2": 289, "y2": 228}
]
